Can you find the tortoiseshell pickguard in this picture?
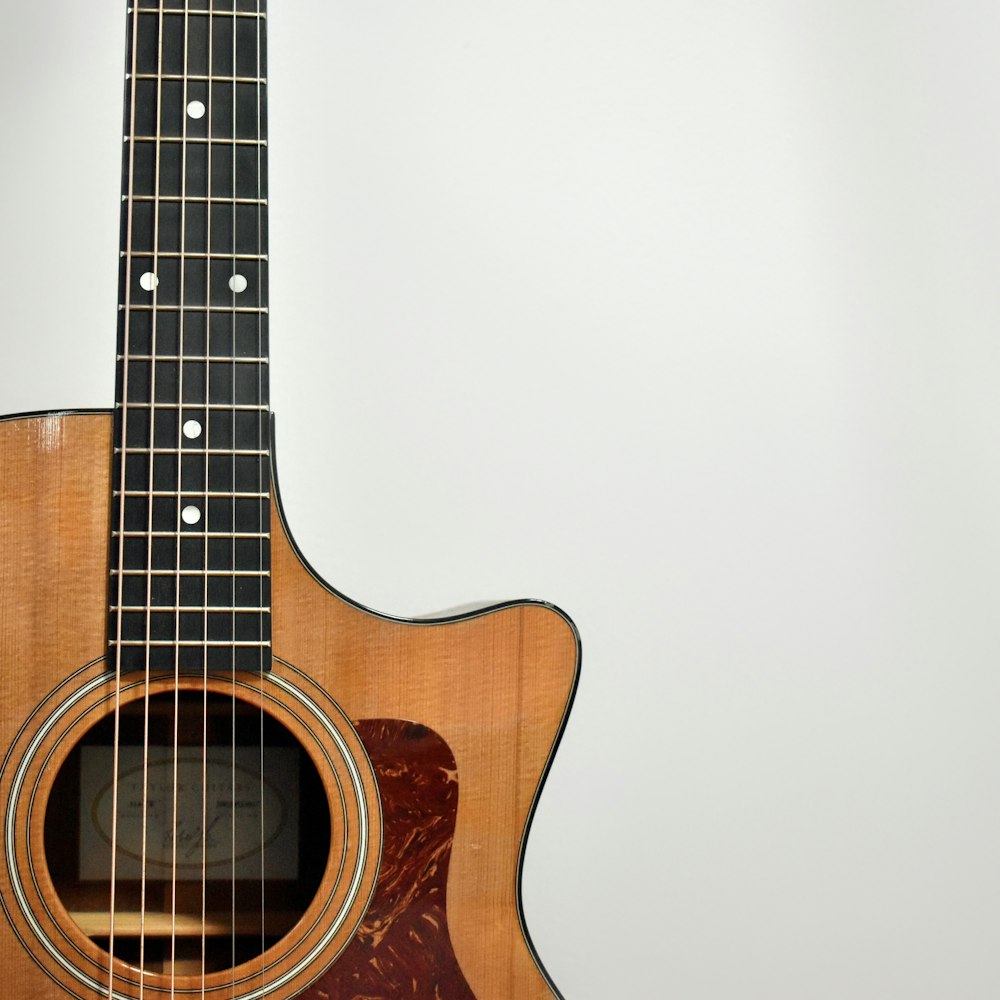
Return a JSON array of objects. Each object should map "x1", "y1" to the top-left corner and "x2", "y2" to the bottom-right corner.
[{"x1": 302, "y1": 719, "x2": 476, "y2": 1000}]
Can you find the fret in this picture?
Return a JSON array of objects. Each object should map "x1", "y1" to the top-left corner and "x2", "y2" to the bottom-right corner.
[
  {"x1": 130, "y1": 4, "x2": 268, "y2": 14},
  {"x1": 120, "y1": 356, "x2": 266, "y2": 364},
  {"x1": 117, "y1": 605, "x2": 268, "y2": 630},
  {"x1": 112, "y1": 569, "x2": 269, "y2": 576},
  {"x1": 117, "y1": 606, "x2": 271, "y2": 613},
  {"x1": 117, "y1": 403, "x2": 269, "y2": 410},
  {"x1": 131, "y1": 74, "x2": 267, "y2": 85},
  {"x1": 133, "y1": 0, "x2": 266, "y2": 7},
  {"x1": 123, "y1": 252, "x2": 268, "y2": 261},
  {"x1": 116, "y1": 448, "x2": 267, "y2": 455},
  {"x1": 129, "y1": 136, "x2": 266, "y2": 146},
  {"x1": 114, "y1": 532, "x2": 270, "y2": 539},
  {"x1": 112, "y1": 571, "x2": 271, "y2": 592},
  {"x1": 129, "y1": 196, "x2": 267, "y2": 205},
  {"x1": 116, "y1": 491, "x2": 269, "y2": 498},
  {"x1": 123, "y1": 305, "x2": 268, "y2": 313},
  {"x1": 119, "y1": 641, "x2": 270, "y2": 647},
  {"x1": 118, "y1": 399, "x2": 268, "y2": 427},
  {"x1": 131, "y1": 0, "x2": 266, "y2": 5},
  {"x1": 130, "y1": 9, "x2": 267, "y2": 19}
]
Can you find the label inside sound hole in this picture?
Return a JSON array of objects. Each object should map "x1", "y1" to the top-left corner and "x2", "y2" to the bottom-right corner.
[{"x1": 78, "y1": 746, "x2": 299, "y2": 881}]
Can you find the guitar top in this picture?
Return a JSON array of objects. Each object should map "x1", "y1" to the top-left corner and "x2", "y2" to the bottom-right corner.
[{"x1": 0, "y1": 3, "x2": 579, "y2": 999}]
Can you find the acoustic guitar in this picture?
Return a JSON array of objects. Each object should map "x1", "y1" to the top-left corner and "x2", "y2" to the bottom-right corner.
[{"x1": 0, "y1": 3, "x2": 579, "y2": 998}]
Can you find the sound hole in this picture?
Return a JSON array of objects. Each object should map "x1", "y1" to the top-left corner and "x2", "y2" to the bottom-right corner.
[{"x1": 43, "y1": 690, "x2": 331, "y2": 977}]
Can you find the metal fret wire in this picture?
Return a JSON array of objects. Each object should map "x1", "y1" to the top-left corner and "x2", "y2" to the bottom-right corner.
[
  {"x1": 118, "y1": 605, "x2": 271, "y2": 612},
  {"x1": 119, "y1": 355, "x2": 268, "y2": 362},
  {"x1": 116, "y1": 531, "x2": 269, "y2": 538},
  {"x1": 116, "y1": 403, "x2": 269, "y2": 409},
  {"x1": 130, "y1": 136, "x2": 266, "y2": 144},
  {"x1": 129, "y1": 7, "x2": 266, "y2": 18},
  {"x1": 121, "y1": 641, "x2": 270, "y2": 647},
  {"x1": 114, "y1": 568, "x2": 270, "y2": 576},
  {"x1": 117, "y1": 490, "x2": 269, "y2": 497},
  {"x1": 132, "y1": 73, "x2": 267, "y2": 83},
  {"x1": 116, "y1": 448, "x2": 268, "y2": 454},
  {"x1": 124, "y1": 305, "x2": 268, "y2": 311},
  {"x1": 129, "y1": 196, "x2": 268, "y2": 204},
  {"x1": 120, "y1": 252, "x2": 269, "y2": 259}
]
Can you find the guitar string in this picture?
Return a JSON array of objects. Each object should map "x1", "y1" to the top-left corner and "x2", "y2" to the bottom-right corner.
[
  {"x1": 139, "y1": 1, "x2": 170, "y2": 992},
  {"x1": 170, "y1": 1, "x2": 194, "y2": 991},
  {"x1": 231, "y1": 7, "x2": 240, "y2": 990},
  {"x1": 202, "y1": 4, "x2": 217, "y2": 995},
  {"x1": 255, "y1": 0, "x2": 267, "y2": 985},
  {"x1": 108, "y1": 1, "x2": 144, "y2": 996}
]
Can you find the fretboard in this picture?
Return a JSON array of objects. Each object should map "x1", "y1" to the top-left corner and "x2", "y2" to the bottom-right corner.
[{"x1": 111, "y1": 0, "x2": 271, "y2": 674}]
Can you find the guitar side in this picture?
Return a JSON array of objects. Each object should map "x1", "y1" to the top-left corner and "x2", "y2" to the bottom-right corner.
[{"x1": 0, "y1": 411, "x2": 580, "y2": 1000}]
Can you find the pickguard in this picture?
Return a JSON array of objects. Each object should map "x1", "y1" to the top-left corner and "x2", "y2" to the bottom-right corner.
[{"x1": 307, "y1": 719, "x2": 475, "y2": 1000}]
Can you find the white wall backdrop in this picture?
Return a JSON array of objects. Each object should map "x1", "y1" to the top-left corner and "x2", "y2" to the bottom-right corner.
[{"x1": 2, "y1": 2, "x2": 1000, "y2": 997}]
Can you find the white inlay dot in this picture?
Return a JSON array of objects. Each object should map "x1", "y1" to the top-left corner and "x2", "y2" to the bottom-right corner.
[
  {"x1": 182, "y1": 419, "x2": 203, "y2": 439},
  {"x1": 139, "y1": 272, "x2": 158, "y2": 291},
  {"x1": 229, "y1": 273, "x2": 248, "y2": 294},
  {"x1": 187, "y1": 100, "x2": 206, "y2": 120},
  {"x1": 181, "y1": 505, "x2": 202, "y2": 525}
]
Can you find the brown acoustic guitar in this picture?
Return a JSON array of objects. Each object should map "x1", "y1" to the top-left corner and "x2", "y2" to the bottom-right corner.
[{"x1": 0, "y1": 3, "x2": 579, "y2": 998}]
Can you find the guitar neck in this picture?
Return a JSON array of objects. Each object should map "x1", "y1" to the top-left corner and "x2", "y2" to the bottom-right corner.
[{"x1": 111, "y1": 0, "x2": 272, "y2": 675}]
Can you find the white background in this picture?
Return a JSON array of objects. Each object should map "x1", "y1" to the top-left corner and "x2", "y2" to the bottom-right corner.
[{"x1": 2, "y1": 2, "x2": 1000, "y2": 997}]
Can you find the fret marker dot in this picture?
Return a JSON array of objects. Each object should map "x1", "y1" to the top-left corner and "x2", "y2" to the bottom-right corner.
[
  {"x1": 139, "y1": 272, "x2": 158, "y2": 291},
  {"x1": 229, "y1": 274, "x2": 249, "y2": 294},
  {"x1": 181, "y1": 505, "x2": 202, "y2": 525},
  {"x1": 182, "y1": 419, "x2": 203, "y2": 439},
  {"x1": 187, "y1": 100, "x2": 206, "y2": 120}
]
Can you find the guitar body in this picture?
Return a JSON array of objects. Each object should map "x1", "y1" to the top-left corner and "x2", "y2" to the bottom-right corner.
[{"x1": 0, "y1": 411, "x2": 579, "y2": 1000}]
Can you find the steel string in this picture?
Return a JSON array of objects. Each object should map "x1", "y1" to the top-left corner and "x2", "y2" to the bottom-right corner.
[
  {"x1": 255, "y1": 0, "x2": 267, "y2": 986},
  {"x1": 138, "y1": 1, "x2": 169, "y2": 992},
  {"x1": 201, "y1": 6, "x2": 217, "y2": 996},
  {"x1": 108, "y1": 0, "x2": 144, "y2": 995},
  {"x1": 169, "y1": 1, "x2": 194, "y2": 991},
  {"x1": 230, "y1": 9, "x2": 240, "y2": 991}
]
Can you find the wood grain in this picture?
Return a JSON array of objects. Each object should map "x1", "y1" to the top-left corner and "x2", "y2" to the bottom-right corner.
[{"x1": 0, "y1": 412, "x2": 579, "y2": 999}]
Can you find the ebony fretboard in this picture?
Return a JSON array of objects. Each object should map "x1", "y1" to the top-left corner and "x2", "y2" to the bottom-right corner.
[{"x1": 111, "y1": 0, "x2": 271, "y2": 674}]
